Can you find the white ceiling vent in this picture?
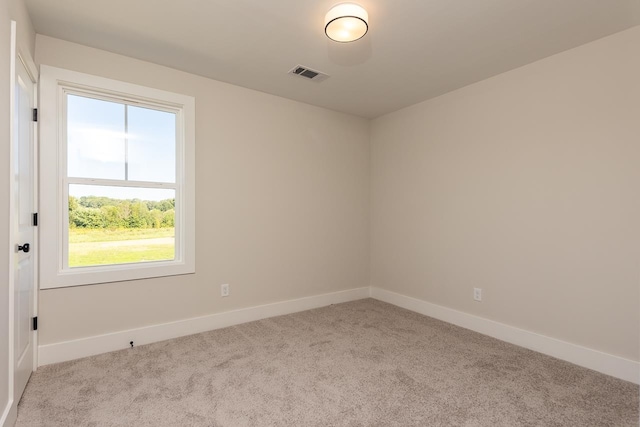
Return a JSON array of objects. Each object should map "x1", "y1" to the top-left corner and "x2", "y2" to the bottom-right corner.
[{"x1": 288, "y1": 65, "x2": 329, "y2": 82}]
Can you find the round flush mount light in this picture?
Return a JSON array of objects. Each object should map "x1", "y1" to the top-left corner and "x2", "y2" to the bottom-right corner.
[{"x1": 325, "y1": 3, "x2": 369, "y2": 43}]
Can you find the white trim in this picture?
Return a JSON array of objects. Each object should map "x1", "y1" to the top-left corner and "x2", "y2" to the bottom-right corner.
[
  {"x1": 36, "y1": 285, "x2": 639, "y2": 384},
  {"x1": 0, "y1": 401, "x2": 16, "y2": 427},
  {"x1": 31, "y1": 59, "x2": 39, "y2": 372},
  {"x1": 38, "y1": 287, "x2": 370, "y2": 366},
  {"x1": 39, "y1": 65, "x2": 196, "y2": 289},
  {"x1": 370, "y1": 287, "x2": 640, "y2": 384},
  {"x1": 16, "y1": 44, "x2": 37, "y2": 86},
  {"x1": 5, "y1": 20, "x2": 17, "y2": 427}
]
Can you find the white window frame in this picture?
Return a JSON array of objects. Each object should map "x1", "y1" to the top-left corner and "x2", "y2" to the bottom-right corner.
[{"x1": 39, "y1": 65, "x2": 195, "y2": 288}]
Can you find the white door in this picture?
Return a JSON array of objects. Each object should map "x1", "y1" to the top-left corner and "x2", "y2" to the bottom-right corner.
[{"x1": 13, "y1": 55, "x2": 36, "y2": 402}]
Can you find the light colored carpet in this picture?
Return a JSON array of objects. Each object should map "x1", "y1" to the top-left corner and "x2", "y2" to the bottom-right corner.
[{"x1": 16, "y1": 299, "x2": 639, "y2": 426}]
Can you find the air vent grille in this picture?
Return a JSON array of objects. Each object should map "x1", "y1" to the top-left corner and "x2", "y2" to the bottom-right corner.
[{"x1": 288, "y1": 65, "x2": 329, "y2": 82}]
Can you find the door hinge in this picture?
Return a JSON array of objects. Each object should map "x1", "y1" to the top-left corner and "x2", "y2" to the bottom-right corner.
[
  {"x1": 33, "y1": 212, "x2": 38, "y2": 226},
  {"x1": 32, "y1": 317, "x2": 38, "y2": 331},
  {"x1": 32, "y1": 108, "x2": 38, "y2": 122}
]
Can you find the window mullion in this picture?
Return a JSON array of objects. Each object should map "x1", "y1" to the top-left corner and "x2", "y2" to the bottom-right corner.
[
  {"x1": 124, "y1": 104, "x2": 129, "y2": 181},
  {"x1": 66, "y1": 177, "x2": 177, "y2": 190}
]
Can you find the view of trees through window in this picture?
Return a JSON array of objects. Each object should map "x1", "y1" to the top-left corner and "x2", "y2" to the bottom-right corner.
[
  {"x1": 64, "y1": 92, "x2": 179, "y2": 269},
  {"x1": 68, "y1": 195, "x2": 176, "y2": 267}
]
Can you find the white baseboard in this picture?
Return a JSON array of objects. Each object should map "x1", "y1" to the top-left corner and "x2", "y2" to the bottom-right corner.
[
  {"x1": 0, "y1": 399, "x2": 16, "y2": 427},
  {"x1": 370, "y1": 287, "x2": 639, "y2": 384},
  {"x1": 38, "y1": 287, "x2": 370, "y2": 366},
  {"x1": 38, "y1": 285, "x2": 639, "y2": 385}
]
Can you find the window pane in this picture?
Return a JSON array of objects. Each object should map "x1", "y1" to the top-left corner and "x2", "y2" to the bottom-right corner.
[
  {"x1": 67, "y1": 94, "x2": 126, "y2": 180},
  {"x1": 68, "y1": 184, "x2": 176, "y2": 268},
  {"x1": 128, "y1": 106, "x2": 176, "y2": 183}
]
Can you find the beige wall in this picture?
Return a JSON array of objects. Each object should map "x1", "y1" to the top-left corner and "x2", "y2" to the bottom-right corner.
[
  {"x1": 32, "y1": 26, "x2": 640, "y2": 364},
  {"x1": 35, "y1": 35, "x2": 370, "y2": 345},
  {"x1": 8, "y1": 0, "x2": 35, "y2": 59},
  {"x1": 371, "y1": 26, "x2": 640, "y2": 361},
  {"x1": 2, "y1": 0, "x2": 35, "y2": 419}
]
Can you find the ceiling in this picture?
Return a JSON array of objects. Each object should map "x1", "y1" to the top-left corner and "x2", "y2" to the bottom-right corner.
[{"x1": 25, "y1": 0, "x2": 640, "y2": 119}]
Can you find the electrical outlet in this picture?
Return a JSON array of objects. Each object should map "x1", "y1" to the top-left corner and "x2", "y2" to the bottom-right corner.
[
  {"x1": 221, "y1": 284, "x2": 230, "y2": 297},
  {"x1": 473, "y1": 288, "x2": 482, "y2": 302}
]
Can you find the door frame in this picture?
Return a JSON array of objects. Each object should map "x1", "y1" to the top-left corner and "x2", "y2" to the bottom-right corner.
[{"x1": 7, "y1": 18, "x2": 39, "y2": 418}]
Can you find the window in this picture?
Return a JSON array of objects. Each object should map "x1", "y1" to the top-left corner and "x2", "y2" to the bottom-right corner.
[{"x1": 40, "y1": 66, "x2": 195, "y2": 288}]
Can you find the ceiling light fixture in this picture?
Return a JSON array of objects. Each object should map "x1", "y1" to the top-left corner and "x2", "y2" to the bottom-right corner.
[{"x1": 324, "y1": 3, "x2": 369, "y2": 43}]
